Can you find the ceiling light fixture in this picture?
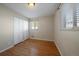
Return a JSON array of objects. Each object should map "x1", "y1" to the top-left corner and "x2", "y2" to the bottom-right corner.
[{"x1": 28, "y1": 3, "x2": 35, "y2": 8}]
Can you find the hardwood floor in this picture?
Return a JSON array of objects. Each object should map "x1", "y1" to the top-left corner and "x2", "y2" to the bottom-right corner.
[{"x1": 0, "y1": 39, "x2": 60, "y2": 56}]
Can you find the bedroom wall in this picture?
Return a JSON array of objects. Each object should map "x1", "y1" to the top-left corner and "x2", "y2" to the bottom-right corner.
[
  {"x1": 30, "y1": 16, "x2": 54, "y2": 41},
  {"x1": 0, "y1": 4, "x2": 29, "y2": 52},
  {"x1": 54, "y1": 3, "x2": 79, "y2": 55}
]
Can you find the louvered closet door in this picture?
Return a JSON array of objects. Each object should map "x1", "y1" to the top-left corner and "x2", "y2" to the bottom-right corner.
[
  {"x1": 14, "y1": 17, "x2": 20, "y2": 45},
  {"x1": 19, "y1": 19, "x2": 24, "y2": 42},
  {"x1": 13, "y1": 17, "x2": 29, "y2": 45},
  {"x1": 23, "y1": 20, "x2": 28, "y2": 40},
  {"x1": 14, "y1": 17, "x2": 24, "y2": 44}
]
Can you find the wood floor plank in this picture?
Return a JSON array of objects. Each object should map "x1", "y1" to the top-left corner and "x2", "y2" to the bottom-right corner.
[{"x1": 0, "y1": 39, "x2": 60, "y2": 56}]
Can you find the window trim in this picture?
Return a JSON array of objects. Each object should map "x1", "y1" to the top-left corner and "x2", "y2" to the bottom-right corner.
[
  {"x1": 60, "y1": 4, "x2": 79, "y2": 31},
  {"x1": 30, "y1": 20, "x2": 39, "y2": 30}
]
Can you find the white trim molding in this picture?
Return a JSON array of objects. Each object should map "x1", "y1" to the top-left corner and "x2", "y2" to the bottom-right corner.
[
  {"x1": 53, "y1": 40, "x2": 63, "y2": 56},
  {"x1": 0, "y1": 45, "x2": 14, "y2": 53},
  {"x1": 31, "y1": 37, "x2": 54, "y2": 42}
]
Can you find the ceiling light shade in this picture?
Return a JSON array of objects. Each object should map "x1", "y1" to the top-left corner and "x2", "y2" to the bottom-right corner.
[{"x1": 28, "y1": 3, "x2": 35, "y2": 8}]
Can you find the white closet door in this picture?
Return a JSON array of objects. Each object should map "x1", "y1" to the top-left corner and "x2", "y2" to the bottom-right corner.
[
  {"x1": 14, "y1": 17, "x2": 29, "y2": 45},
  {"x1": 19, "y1": 19, "x2": 24, "y2": 42},
  {"x1": 23, "y1": 20, "x2": 28, "y2": 40},
  {"x1": 14, "y1": 17, "x2": 20, "y2": 44}
]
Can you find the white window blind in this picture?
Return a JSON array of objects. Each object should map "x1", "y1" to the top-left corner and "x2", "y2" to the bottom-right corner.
[
  {"x1": 61, "y1": 4, "x2": 79, "y2": 30},
  {"x1": 65, "y1": 15, "x2": 73, "y2": 29},
  {"x1": 62, "y1": 4, "x2": 73, "y2": 29},
  {"x1": 74, "y1": 4, "x2": 79, "y2": 27}
]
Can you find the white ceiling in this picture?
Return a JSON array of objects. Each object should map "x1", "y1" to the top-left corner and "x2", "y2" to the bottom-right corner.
[{"x1": 3, "y1": 3, "x2": 59, "y2": 18}]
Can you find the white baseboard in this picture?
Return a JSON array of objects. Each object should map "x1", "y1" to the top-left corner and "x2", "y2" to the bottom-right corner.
[
  {"x1": 31, "y1": 37, "x2": 63, "y2": 55},
  {"x1": 31, "y1": 37, "x2": 54, "y2": 42},
  {"x1": 53, "y1": 40, "x2": 63, "y2": 56},
  {"x1": 0, "y1": 45, "x2": 14, "y2": 53},
  {"x1": 0, "y1": 37, "x2": 29, "y2": 53},
  {"x1": 0, "y1": 38, "x2": 62, "y2": 56}
]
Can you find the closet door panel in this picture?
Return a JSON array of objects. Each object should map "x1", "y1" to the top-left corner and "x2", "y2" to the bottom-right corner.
[
  {"x1": 14, "y1": 17, "x2": 29, "y2": 45},
  {"x1": 23, "y1": 20, "x2": 28, "y2": 40},
  {"x1": 19, "y1": 19, "x2": 24, "y2": 42},
  {"x1": 14, "y1": 17, "x2": 20, "y2": 44}
]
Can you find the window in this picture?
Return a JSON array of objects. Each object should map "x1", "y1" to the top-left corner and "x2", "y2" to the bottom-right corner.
[
  {"x1": 74, "y1": 4, "x2": 79, "y2": 27},
  {"x1": 61, "y1": 4, "x2": 79, "y2": 31},
  {"x1": 30, "y1": 21, "x2": 39, "y2": 30},
  {"x1": 61, "y1": 4, "x2": 74, "y2": 30},
  {"x1": 64, "y1": 14, "x2": 73, "y2": 29}
]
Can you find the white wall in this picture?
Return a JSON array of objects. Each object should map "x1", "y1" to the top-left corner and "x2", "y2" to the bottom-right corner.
[
  {"x1": 54, "y1": 4, "x2": 79, "y2": 55},
  {"x1": 30, "y1": 16, "x2": 54, "y2": 41},
  {"x1": 0, "y1": 4, "x2": 29, "y2": 52}
]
